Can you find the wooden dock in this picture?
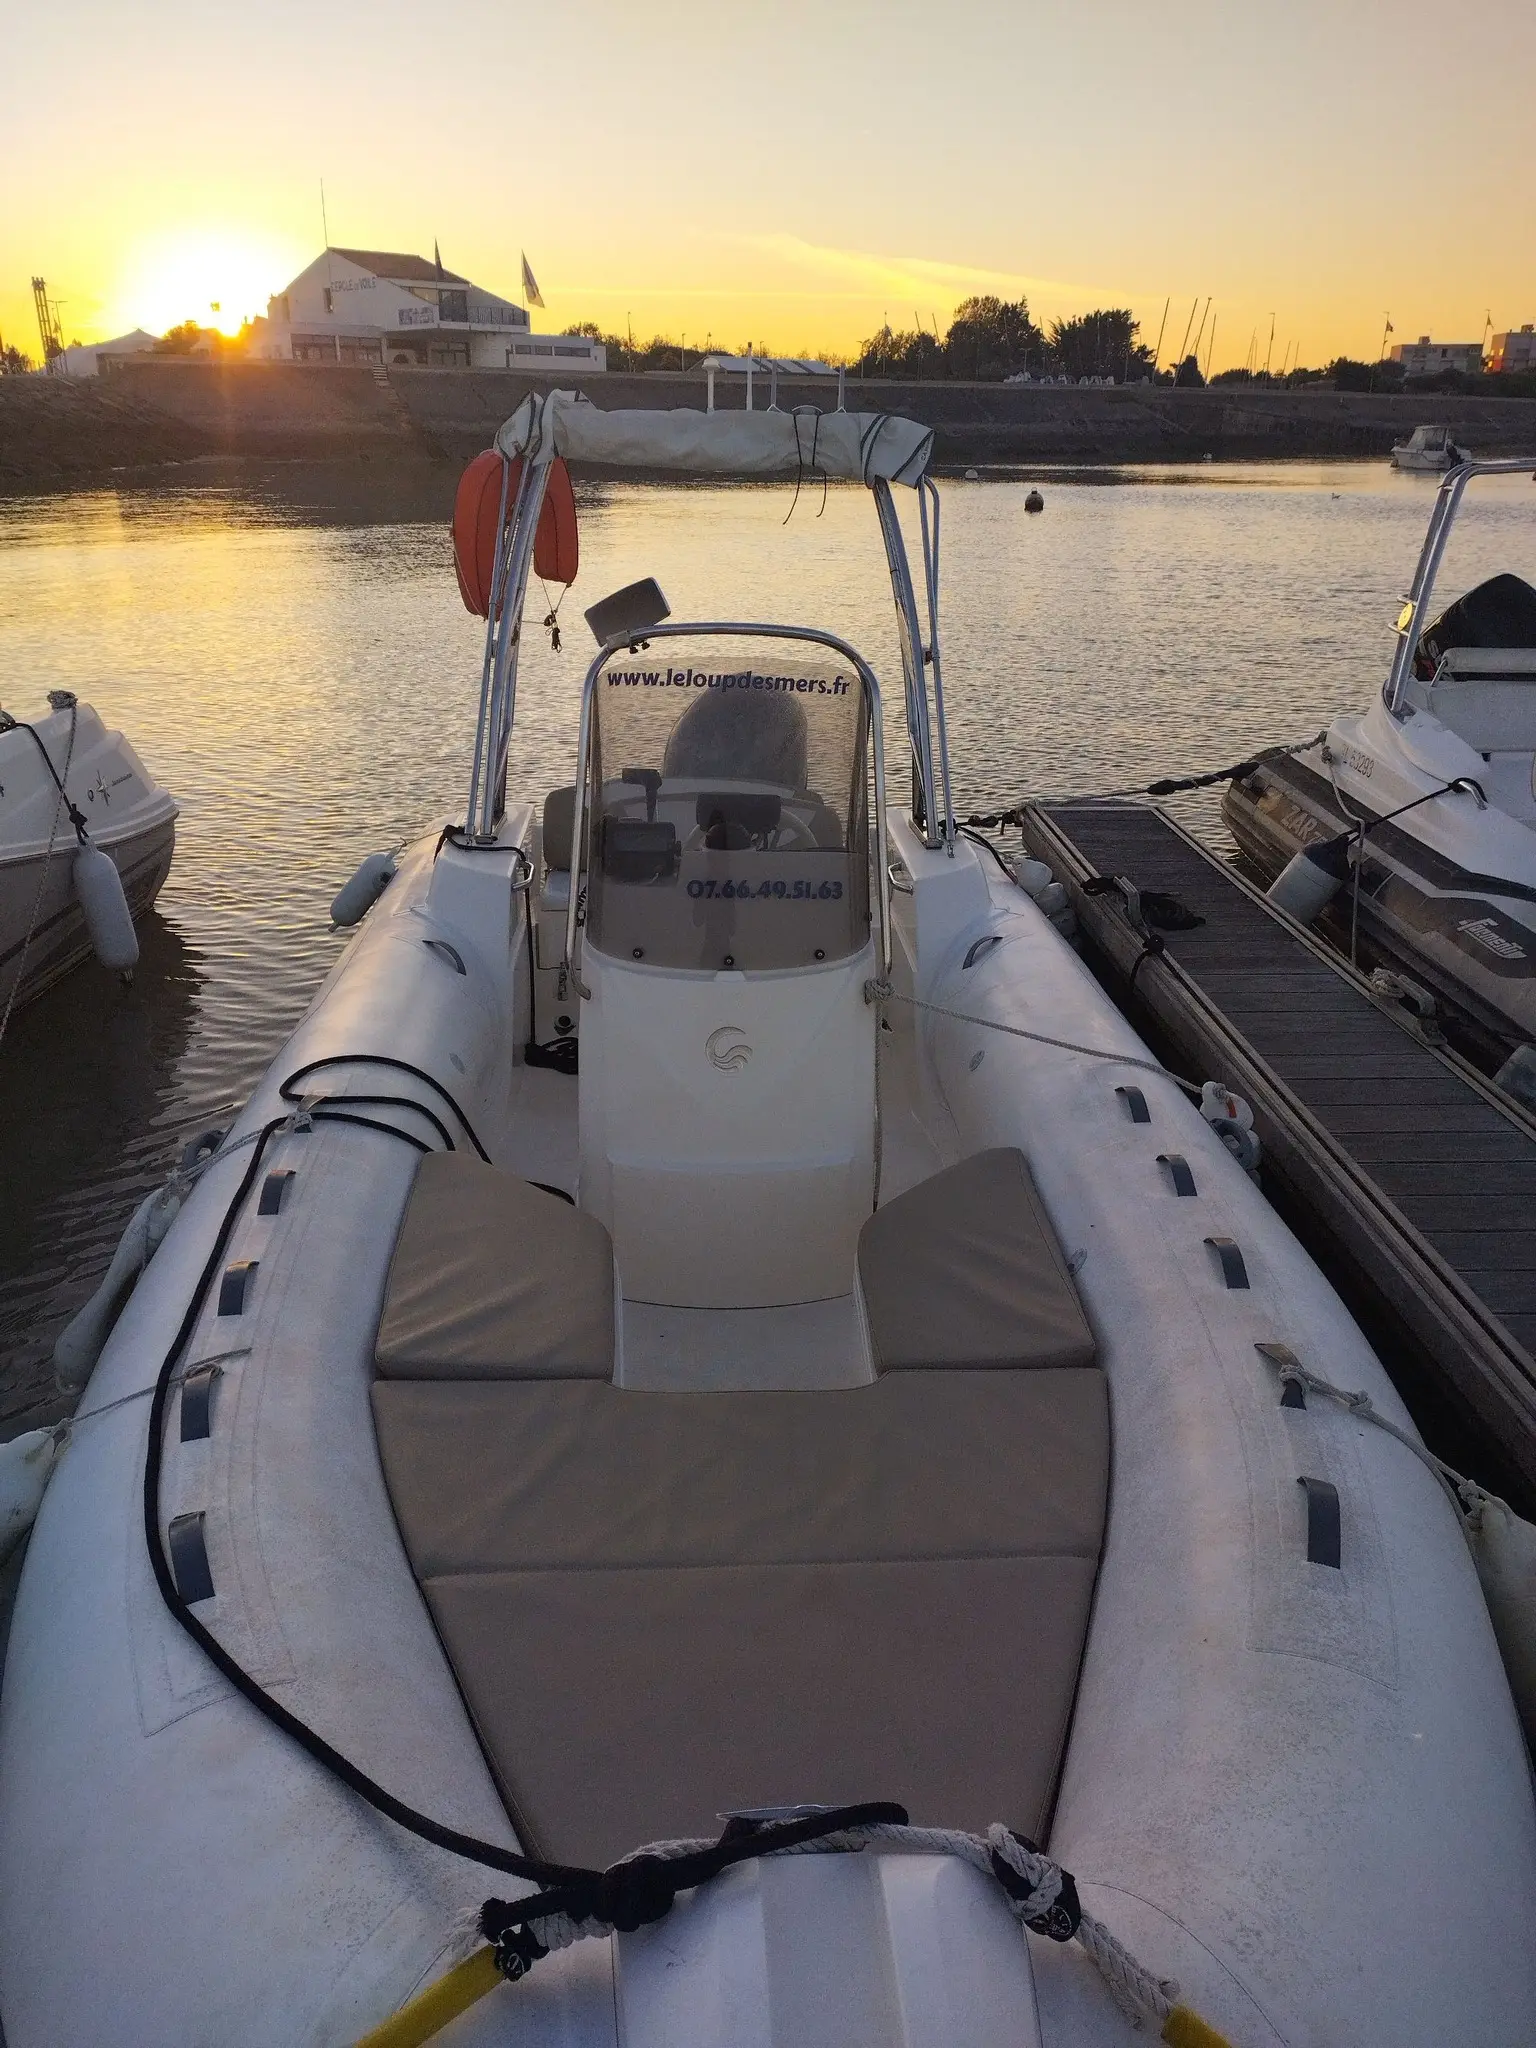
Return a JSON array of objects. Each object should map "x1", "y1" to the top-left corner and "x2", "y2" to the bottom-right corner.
[{"x1": 1020, "y1": 801, "x2": 1536, "y2": 1505}]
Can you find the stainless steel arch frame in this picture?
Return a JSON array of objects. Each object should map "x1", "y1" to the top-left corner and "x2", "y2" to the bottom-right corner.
[
  {"x1": 462, "y1": 436, "x2": 951, "y2": 857},
  {"x1": 561, "y1": 621, "x2": 892, "y2": 992},
  {"x1": 918, "y1": 475, "x2": 956, "y2": 853},
  {"x1": 1384, "y1": 456, "x2": 1536, "y2": 715},
  {"x1": 464, "y1": 450, "x2": 552, "y2": 841},
  {"x1": 871, "y1": 479, "x2": 951, "y2": 851}
]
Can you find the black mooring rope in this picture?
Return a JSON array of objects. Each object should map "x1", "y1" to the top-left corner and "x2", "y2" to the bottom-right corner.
[
  {"x1": 960, "y1": 729, "x2": 1328, "y2": 832},
  {"x1": 1, "y1": 712, "x2": 90, "y2": 844}
]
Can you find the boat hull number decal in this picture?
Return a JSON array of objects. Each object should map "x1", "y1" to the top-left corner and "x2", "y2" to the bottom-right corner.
[{"x1": 687, "y1": 879, "x2": 844, "y2": 901}]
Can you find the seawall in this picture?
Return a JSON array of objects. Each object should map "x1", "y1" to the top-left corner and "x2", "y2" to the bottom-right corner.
[{"x1": 5, "y1": 359, "x2": 1536, "y2": 487}]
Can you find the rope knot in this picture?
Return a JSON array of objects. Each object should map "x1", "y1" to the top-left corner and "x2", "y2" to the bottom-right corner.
[
  {"x1": 591, "y1": 1852, "x2": 681, "y2": 1933},
  {"x1": 863, "y1": 977, "x2": 892, "y2": 1005},
  {"x1": 986, "y1": 1826, "x2": 1081, "y2": 1942}
]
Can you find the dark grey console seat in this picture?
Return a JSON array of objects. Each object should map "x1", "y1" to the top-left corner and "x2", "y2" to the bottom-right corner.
[
  {"x1": 542, "y1": 785, "x2": 576, "y2": 873},
  {"x1": 372, "y1": 1147, "x2": 1107, "y2": 1867}
]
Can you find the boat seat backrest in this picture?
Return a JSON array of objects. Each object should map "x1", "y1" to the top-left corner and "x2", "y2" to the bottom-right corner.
[
  {"x1": 1410, "y1": 678, "x2": 1536, "y2": 753},
  {"x1": 857, "y1": 1148, "x2": 1096, "y2": 1371},
  {"x1": 1436, "y1": 648, "x2": 1536, "y2": 682},
  {"x1": 542, "y1": 786, "x2": 576, "y2": 873},
  {"x1": 375, "y1": 1152, "x2": 615, "y2": 1380}
]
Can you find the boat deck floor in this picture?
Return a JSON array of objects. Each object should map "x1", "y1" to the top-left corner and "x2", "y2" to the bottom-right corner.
[{"x1": 1022, "y1": 800, "x2": 1536, "y2": 1502}]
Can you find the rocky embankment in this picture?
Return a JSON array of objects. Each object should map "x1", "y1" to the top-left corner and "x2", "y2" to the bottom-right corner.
[{"x1": 5, "y1": 360, "x2": 1536, "y2": 487}]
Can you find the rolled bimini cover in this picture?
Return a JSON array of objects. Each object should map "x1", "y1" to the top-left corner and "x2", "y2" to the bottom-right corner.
[{"x1": 495, "y1": 389, "x2": 934, "y2": 486}]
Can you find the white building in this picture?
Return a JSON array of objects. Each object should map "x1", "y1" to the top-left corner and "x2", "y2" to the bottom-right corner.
[
  {"x1": 57, "y1": 329, "x2": 158, "y2": 376},
  {"x1": 1389, "y1": 335, "x2": 1485, "y2": 378},
  {"x1": 1489, "y1": 325, "x2": 1536, "y2": 376},
  {"x1": 258, "y1": 249, "x2": 604, "y2": 372}
]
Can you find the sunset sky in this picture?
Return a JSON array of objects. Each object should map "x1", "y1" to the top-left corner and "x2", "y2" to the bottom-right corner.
[{"x1": 4, "y1": 0, "x2": 1532, "y2": 372}]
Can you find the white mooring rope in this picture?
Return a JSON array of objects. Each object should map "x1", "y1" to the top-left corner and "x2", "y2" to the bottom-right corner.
[
  {"x1": 476, "y1": 1822, "x2": 1182, "y2": 2035},
  {"x1": 865, "y1": 976, "x2": 1206, "y2": 1101}
]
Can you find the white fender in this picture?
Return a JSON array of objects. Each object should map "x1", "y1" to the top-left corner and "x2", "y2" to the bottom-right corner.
[
  {"x1": 331, "y1": 852, "x2": 399, "y2": 928},
  {"x1": 1266, "y1": 831, "x2": 1352, "y2": 924},
  {"x1": 72, "y1": 841, "x2": 139, "y2": 972},
  {"x1": 0, "y1": 1432, "x2": 65, "y2": 1568},
  {"x1": 53, "y1": 1183, "x2": 182, "y2": 1389}
]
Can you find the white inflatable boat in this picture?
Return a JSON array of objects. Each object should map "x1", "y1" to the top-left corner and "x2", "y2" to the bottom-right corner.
[
  {"x1": 1225, "y1": 459, "x2": 1536, "y2": 1071},
  {"x1": 0, "y1": 690, "x2": 177, "y2": 1013},
  {"x1": 2, "y1": 397, "x2": 1532, "y2": 2048}
]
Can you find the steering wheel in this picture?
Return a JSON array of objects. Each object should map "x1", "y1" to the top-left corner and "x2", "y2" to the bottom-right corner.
[{"x1": 681, "y1": 804, "x2": 824, "y2": 854}]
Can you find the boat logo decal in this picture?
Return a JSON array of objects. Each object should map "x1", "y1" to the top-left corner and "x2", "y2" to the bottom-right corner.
[
  {"x1": 1455, "y1": 917, "x2": 1528, "y2": 962},
  {"x1": 87, "y1": 769, "x2": 111, "y2": 805},
  {"x1": 706, "y1": 1025, "x2": 752, "y2": 1072}
]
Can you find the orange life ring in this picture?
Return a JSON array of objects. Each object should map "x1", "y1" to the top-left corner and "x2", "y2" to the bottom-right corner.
[
  {"x1": 452, "y1": 451, "x2": 580, "y2": 618},
  {"x1": 535, "y1": 457, "x2": 578, "y2": 586},
  {"x1": 451, "y1": 450, "x2": 513, "y2": 618}
]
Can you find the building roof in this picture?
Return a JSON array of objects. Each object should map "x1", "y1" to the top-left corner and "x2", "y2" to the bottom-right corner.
[
  {"x1": 58, "y1": 330, "x2": 158, "y2": 373},
  {"x1": 329, "y1": 248, "x2": 469, "y2": 287},
  {"x1": 700, "y1": 354, "x2": 838, "y2": 375}
]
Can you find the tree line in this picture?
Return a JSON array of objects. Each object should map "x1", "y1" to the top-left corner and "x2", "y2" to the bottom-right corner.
[
  {"x1": 853, "y1": 299, "x2": 1158, "y2": 382},
  {"x1": 558, "y1": 300, "x2": 1160, "y2": 382},
  {"x1": 558, "y1": 301, "x2": 1535, "y2": 396}
]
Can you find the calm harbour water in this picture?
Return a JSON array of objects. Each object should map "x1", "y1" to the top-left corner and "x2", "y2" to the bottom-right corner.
[{"x1": 1, "y1": 456, "x2": 1530, "y2": 1430}]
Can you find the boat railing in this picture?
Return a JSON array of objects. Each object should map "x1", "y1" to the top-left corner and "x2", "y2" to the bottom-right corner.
[
  {"x1": 876, "y1": 475, "x2": 950, "y2": 851},
  {"x1": 1384, "y1": 456, "x2": 1536, "y2": 715},
  {"x1": 918, "y1": 476, "x2": 956, "y2": 854}
]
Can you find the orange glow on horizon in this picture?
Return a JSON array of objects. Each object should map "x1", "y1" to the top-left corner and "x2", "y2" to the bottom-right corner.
[{"x1": 5, "y1": 0, "x2": 1533, "y2": 375}]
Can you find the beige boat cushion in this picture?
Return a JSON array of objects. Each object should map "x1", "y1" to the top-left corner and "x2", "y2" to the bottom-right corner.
[
  {"x1": 375, "y1": 1152, "x2": 614, "y2": 1381},
  {"x1": 373, "y1": 1370, "x2": 1107, "y2": 1864},
  {"x1": 859, "y1": 1149, "x2": 1096, "y2": 1372},
  {"x1": 373, "y1": 1373, "x2": 1105, "y2": 1577}
]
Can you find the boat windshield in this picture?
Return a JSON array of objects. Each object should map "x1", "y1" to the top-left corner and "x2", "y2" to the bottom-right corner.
[{"x1": 584, "y1": 636, "x2": 871, "y2": 971}]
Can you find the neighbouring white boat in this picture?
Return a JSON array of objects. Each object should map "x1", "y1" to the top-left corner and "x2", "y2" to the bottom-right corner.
[
  {"x1": 1225, "y1": 458, "x2": 1536, "y2": 1075},
  {"x1": 0, "y1": 691, "x2": 177, "y2": 1013},
  {"x1": 1391, "y1": 423, "x2": 1470, "y2": 472},
  {"x1": 1, "y1": 397, "x2": 1532, "y2": 2048}
]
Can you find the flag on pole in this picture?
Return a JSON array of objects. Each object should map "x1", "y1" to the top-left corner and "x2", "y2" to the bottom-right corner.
[
  {"x1": 1384, "y1": 319, "x2": 1393, "y2": 333},
  {"x1": 521, "y1": 253, "x2": 545, "y2": 309}
]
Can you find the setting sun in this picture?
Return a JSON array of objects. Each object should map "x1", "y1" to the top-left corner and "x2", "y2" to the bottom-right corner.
[{"x1": 114, "y1": 227, "x2": 305, "y2": 339}]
